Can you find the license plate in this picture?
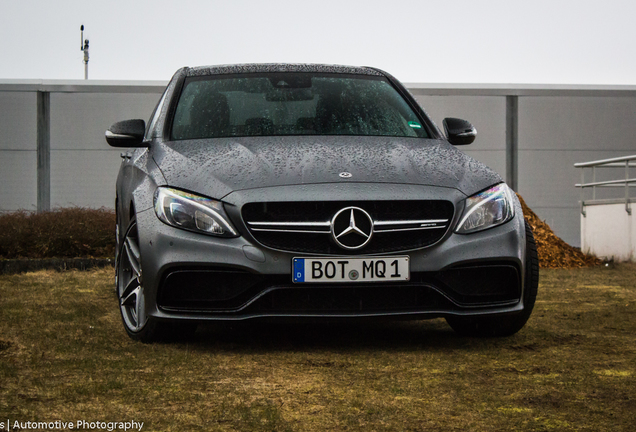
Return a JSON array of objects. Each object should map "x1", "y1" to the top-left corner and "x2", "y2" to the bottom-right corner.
[{"x1": 293, "y1": 256, "x2": 410, "y2": 283}]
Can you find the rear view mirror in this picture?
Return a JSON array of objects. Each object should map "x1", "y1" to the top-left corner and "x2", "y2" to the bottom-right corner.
[
  {"x1": 105, "y1": 119, "x2": 147, "y2": 147},
  {"x1": 266, "y1": 88, "x2": 314, "y2": 102},
  {"x1": 443, "y1": 118, "x2": 476, "y2": 145}
]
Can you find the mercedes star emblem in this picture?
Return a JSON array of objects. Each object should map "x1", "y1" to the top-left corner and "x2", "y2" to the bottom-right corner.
[{"x1": 330, "y1": 206, "x2": 374, "y2": 250}]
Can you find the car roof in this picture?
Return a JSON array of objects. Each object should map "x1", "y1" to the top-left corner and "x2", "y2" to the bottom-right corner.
[{"x1": 185, "y1": 63, "x2": 385, "y2": 77}]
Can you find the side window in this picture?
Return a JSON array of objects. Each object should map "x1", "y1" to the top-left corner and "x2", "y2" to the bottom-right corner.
[{"x1": 144, "y1": 90, "x2": 169, "y2": 141}]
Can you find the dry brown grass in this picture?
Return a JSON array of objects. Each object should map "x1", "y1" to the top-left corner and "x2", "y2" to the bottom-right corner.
[
  {"x1": 1, "y1": 265, "x2": 635, "y2": 431},
  {"x1": 0, "y1": 208, "x2": 115, "y2": 259}
]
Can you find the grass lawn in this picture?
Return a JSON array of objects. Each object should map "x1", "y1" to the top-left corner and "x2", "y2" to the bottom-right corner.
[{"x1": 1, "y1": 264, "x2": 635, "y2": 431}]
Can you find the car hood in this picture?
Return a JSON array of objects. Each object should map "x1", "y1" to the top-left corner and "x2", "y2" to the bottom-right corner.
[{"x1": 152, "y1": 136, "x2": 502, "y2": 199}]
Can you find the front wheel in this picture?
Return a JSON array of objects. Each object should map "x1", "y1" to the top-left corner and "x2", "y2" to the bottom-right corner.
[
  {"x1": 116, "y1": 217, "x2": 196, "y2": 342},
  {"x1": 446, "y1": 221, "x2": 539, "y2": 337}
]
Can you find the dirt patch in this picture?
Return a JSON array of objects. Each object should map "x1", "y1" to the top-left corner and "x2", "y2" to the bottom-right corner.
[{"x1": 0, "y1": 339, "x2": 13, "y2": 352}]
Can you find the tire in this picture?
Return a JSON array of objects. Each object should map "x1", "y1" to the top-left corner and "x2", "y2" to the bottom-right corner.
[
  {"x1": 446, "y1": 221, "x2": 539, "y2": 337},
  {"x1": 116, "y1": 217, "x2": 197, "y2": 343}
]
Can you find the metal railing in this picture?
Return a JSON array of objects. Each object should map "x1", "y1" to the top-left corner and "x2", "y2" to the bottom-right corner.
[{"x1": 575, "y1": 155, "x2": 636, "y2": 216}]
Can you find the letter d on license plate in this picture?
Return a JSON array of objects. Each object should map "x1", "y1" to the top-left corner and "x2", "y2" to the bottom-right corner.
[{"x1": 293, "y1": 256, "x2": 409, "y2": 283}]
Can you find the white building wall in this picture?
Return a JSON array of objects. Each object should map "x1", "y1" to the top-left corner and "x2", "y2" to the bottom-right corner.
[{"x1": 581, "y1": 204, "x2": 635, "y2": 261}]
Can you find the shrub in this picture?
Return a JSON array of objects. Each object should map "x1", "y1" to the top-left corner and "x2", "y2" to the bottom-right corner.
[{"x1": 0, "y1": 208, "x2": 115, "y2": 259}]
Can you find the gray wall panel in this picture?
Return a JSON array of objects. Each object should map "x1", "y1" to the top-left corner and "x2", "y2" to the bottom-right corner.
[
  {"x1": 50, "y1": 150, "x2": 123, "y2": 208},
  {"x1": 518, "y1": 150, "x2": 636, "y2": 208},
  {"x1": 519, "y1": 96, "x2": 636, "y2": 151},
  {"x1": 414, "y1": 95, "x2": 505, "y2": 151},
  {"x1": 0, "y1": 151, "x2": 37, "y2": 211},
  {"x1": 0, "y1": 92, "x2": 36, "y2": 150},
  {"x1": 50, "y1": 93, "x2": 161, "y2": 150}
]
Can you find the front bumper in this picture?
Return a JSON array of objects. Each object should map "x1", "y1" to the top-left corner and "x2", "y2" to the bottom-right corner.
[{"x1": 134, "y1": 183, "x2": 527, "y2": 321}]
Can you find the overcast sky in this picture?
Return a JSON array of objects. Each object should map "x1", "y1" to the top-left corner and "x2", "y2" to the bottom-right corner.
[{"x1": 1, "y1": 0, "x2": 635, "y2": 84}]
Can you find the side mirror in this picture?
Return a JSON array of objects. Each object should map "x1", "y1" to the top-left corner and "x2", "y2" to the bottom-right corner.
[
  {"x1": 443, "y1": 118, "x2": 476, "y2": 145},
  {"x1": 105, "y1": 119, "x2": 147, "y2": 147}
]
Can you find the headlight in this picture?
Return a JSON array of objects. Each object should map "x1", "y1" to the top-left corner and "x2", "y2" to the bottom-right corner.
[
  {"x1": 455, "y1": 183, "x2": 515, "y2": 234},
  {"x1": 154, "y1": 187, "x2": 238, "y2": 237}
]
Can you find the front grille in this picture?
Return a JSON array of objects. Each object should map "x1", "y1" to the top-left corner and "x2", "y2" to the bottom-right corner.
[{"x1": 242, "y1": 200, "x2": 454, "y2": 254}]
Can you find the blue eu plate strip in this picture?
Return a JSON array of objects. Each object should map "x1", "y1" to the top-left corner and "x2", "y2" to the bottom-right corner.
[{"x1": 293, "y1": 258, "x2": 305, "y2": 282}]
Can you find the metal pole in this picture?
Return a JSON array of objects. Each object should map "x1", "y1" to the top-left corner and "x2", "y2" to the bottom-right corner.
[
  {"x1": 37, "y1": 91, "x2": 51, "y2": 213},
  {"x1": 505, "y1": 95, "x2": 518, "y2": 191},
  {"x1": 80, "y1": 26, "x2": 89, "y2": 80},
  {"x1": 580, "y1": 168, "x2": 586, "y2": 216},
  {"x1": 626, "y1": 160, "x2": 631, "y2": 215},
  {"x1": 83, "y1": 39, "x2": 89, "y2": 80}
]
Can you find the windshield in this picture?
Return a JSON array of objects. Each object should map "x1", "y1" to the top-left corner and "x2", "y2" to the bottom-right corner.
[{"x1": 171, "y1": 73, "x2": 429, "y2": 140}]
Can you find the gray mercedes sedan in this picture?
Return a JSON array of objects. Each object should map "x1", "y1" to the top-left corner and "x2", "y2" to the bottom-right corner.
[{"x1": 106, "y1": 64, "x2": 538, "y2": 342}]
